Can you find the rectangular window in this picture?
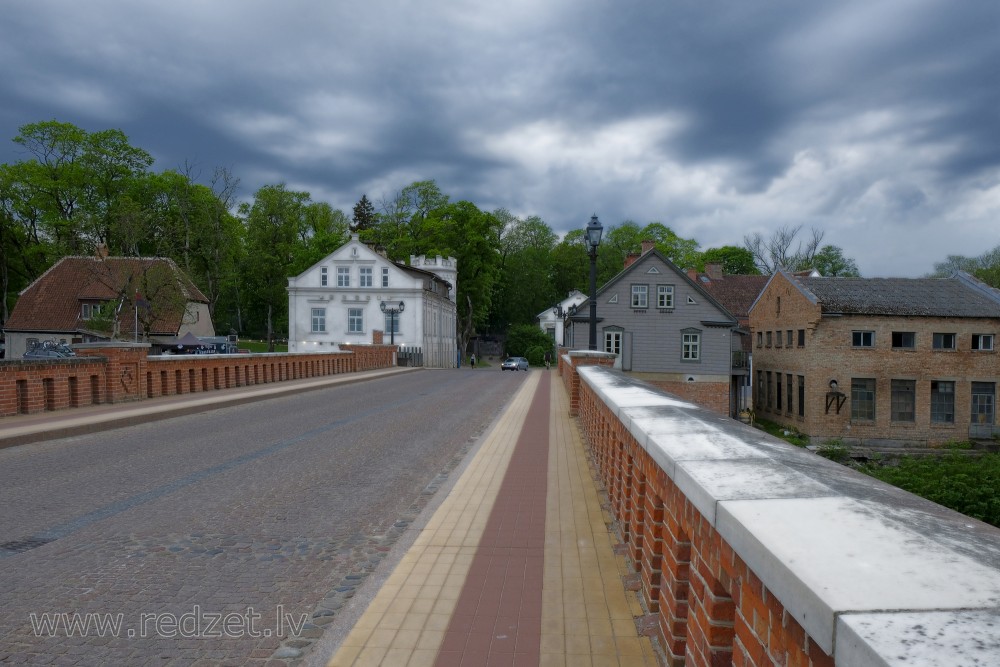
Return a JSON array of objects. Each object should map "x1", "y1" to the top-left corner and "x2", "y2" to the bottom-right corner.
[
  {"x1": 972, "y1": 382, "x2": 996, "y2": 425},
  {"x1": 786, "y1": 374, "x2": 793, "y2": 414},
  {"x1": 359, "y1": 267, "x2": 373, "y2": 287},
  {"x1": 311, "y1": 308, "x2": 326, "y2": 333},
  {"x1": 382, "y1": 267, "x2": 390, "y2": 287},
  {"x1": 604, "y1": 331, "x2": 622, "y2": 355},
  {"x1": 766, "y1": 372, "x2": 773, "y2": 409},
  {"x1": 81, "y1": 303, "x2": 92, "y2": 320},
  {"x1": 786, "y1": 330, "x2": 793, "y2": 347},
  {"x1": 775, "y1": 331, "x2": 782, "y2": 348},
  {"x1": 320, "y1": 267, "x2": 328, "y2": 286},
  {"x1": 890, "y1": 380, "x2": 915, "y2": 422},
  {"x1": 776, "y1": 375, "x2": 783, "y2": 412},
  {"x1": 797, "y1": 329, "x2": 805, "y2": 347},
  {"x1": 348, "y1": 308, "x2": 363, "y2": 334},
  {"x1": 757, "y1": 332, "x2": 763, "y2": 348},
  {"x1": 337, "y1": 267, "x2": 350, "y2": 287},
  {"x1": 631, "y1": 284, "x2": 648, "y2": 309},
  {"x1": 766, "y1": 331, "x2": 772, "y2": 347},
  {"x1": 972, "y1": 334, "x2": 994, "y2": 351},
  {"x1": 933, "y1": 333, "x2": 956, "y2": 350},
  {"x1": 682, "y1": 331, "x2": 700, "y2": 360},
  {"x1": 852, "y1": 331, "x2": 874, "y2": 348},
  {"x1": 657, "y1": 285, "x2": 674, "y2": 309},
  {"x1": 851, "y1": 378, "x2": 876, "y2": 421},
  {"x1": 930, "y1": 381, "x2": 955, "y2": 423},
  {"x1": 384, "y1": 313, "x2": 400, "y2": 334},
  {"x1": 891, "y1": 332, "x2": 915, "y2": 349},
  {"x1": 798, "y1": 376, "x2": 805, "y2": 417},
  {"x1": 756, "y1": 371, "x2": 764, "y2": 410}
]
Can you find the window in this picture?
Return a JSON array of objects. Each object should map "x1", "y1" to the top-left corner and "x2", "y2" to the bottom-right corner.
[
  {"x1": 891, "y1": 332, "x2": 915, "y2": 349},
  {"x1": 81, "y1": 303, "x2": 102, "y2": 320},
  {"x1": 776, "y1": 375, "x2": 783, "y2": 412},
  {"x1": 348, "y1": 308, "x2": 363, "y2": 334},
  {"x1": 604, "y1": 330, "x2": 622, "y2": 355},
  {"x1": 320, "y1": 267, "x2": 328, "y2": 286},
  {"x1": 757, "y1": 332, "x2": 763, "y2": 348},
  {"x1": 852, "y1": 330, "x2": 874, "y2": 348},
  {"x1": 972, "y1": 383, "x2": 996, "y2": 425},
  {"x1": 851, "y1": 378, "x2": 875, "y2": 421},
  {"x1": 681, "y1": 330, "x2": 700, "y2": 361},
  {"x1": 384, "y1": 313, "x2": 400, "y2": 334},
  {"x1": 382, "y1": 267, "x2": 390, "y2": 288},
  {"x1": 933, "y1": 333, "x2": 956, "y2": 350},
  {"x1": 766, "y1": 372, "x2": 773, "y2": 409},
  {"x1": 797, "y1": 376, "x2": 805, "y2": 417},
  {"x1": 775, "y1": 331, "x2": 782, "y2": 348},
  {"x1": 756, "y1": 371, "x2": 764, "y2": 410},
  {"x1": 359, "y1": 267, "x2": 373, "y2": 287},
  {"x1": 337, "y1": 267, "x2": 350, "y2": 287},
  {"x1": 766, "y1": 331, "x2": 772, "y2": 347},
  {"x1": 657, "y1": 285, "x2": 674, "y2": 309},
  {"x1": 631, "y1": 284, "x2": 648, "y2": 309},
  {"x1": 797, "y1": 329, "x2": 805, "y2": 347},
  {"x1": 930, "y1": 381, "x2": 955, "y2": 423},
  {"x1": 972, "y1": 334, "x2": 994, "y2": 351},
  {"x1": 890, "y1": 380, "x2": 915, "y2": 422},
  {"x1": 786, "y1": 330, "x2": 793, "y2": 347},
  {"x1": 311, "y1": 308, "x2": 326, "y2": 333},
  {"x1": 786, "y1": 374, "x2": 793, "y2": 414},
  {"x1": 776, "y1": 296, "x2": 781, "y2": 315}
]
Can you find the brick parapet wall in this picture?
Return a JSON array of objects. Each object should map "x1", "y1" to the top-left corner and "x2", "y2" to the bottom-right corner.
[
  {"x1": 560, "y1": 350, "x2": 618, "y2": 416},
  {"x1": 575, "y1": 364, "x2": 1000, "y2": 666},
  {"x1": 0, "y1": 344, "x2": 396, "y2": 418}
]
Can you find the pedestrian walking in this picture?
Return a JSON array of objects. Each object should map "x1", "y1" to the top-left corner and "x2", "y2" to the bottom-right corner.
[{"x1": 470, "y1": 353, "x2": 476, "y2": 369}]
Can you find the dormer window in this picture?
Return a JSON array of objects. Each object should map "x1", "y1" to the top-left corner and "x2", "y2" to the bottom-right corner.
[{"x1": 81, "y1": 303, "x2": 102, "y2": 320}]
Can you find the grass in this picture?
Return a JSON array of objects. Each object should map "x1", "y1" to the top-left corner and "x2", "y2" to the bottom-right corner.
[
  {"x1": 239, "y1": 339, "x2": 288, "y2": 353},
  {"x1": 752, "y1": 417, "x2": 810, "y2": 447}
]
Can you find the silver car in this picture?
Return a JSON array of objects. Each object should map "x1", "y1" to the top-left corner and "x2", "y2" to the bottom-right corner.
[{"x1": 501, "y1": 356, "x2": 529, "y2": 371}]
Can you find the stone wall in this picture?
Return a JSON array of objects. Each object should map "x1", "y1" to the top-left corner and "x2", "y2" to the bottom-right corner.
[{"x1": 563, "y1": 357, "x2": 1000, "y2": 666}]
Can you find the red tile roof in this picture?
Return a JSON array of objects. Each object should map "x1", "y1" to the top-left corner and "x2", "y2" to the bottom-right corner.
[{"x1": 4, "y1": 256, "x2": 209, "y2": 337}]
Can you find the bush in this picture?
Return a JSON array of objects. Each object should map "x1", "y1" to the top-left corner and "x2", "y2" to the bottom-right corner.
[
  {"x1": 816, "y1": 439, "x2": 850, "y2": 464},
  {"x1": 525, "y1": 346, "x2": 547, "y2": 366},
  {"x1": 505, "y1": 324, "x2": 553, "y2": 359}
]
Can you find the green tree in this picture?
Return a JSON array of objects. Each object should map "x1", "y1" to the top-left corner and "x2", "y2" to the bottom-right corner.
[
  {"x1": 812, "y1": 245, "x2": 861, "y2": 277},
  {"x1": 504, "y1": 323, "x2": 554, "y2": 361},
  {"x1": 351, "y1": 194, "x2": 377, "y2": 232},
  {"x1": 932, "y1": 245, "x2": 1000, "y2": 288},
  {"x1": 701, "y1": 246, "x2": 760, "y2": 275},
  {"x1": 550, "y1": 229, "x2": 589, "y2": 300},
  {"x1": 491, "y1": 213, "x2": 558, "y2": 330},
  {"x1": 641, "y1": 222, "x2": 701, "y2": 269}
]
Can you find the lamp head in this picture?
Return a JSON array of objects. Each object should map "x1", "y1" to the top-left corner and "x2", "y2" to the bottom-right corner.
[{"x1": 585, "y1": 214, "x2": 603, "y2": 250}]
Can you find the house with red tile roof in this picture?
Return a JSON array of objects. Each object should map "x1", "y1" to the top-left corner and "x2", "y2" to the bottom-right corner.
[{"x1": 3, "y1": 255, "x2": 213, "y2": 359}]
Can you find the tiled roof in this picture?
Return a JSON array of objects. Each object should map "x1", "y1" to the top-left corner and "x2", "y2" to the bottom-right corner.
[
  {"x1": 701, "y1": 275, "x2": 770, "y2": 320},
  {"x1": 5, "y1": 256, "x2": 209, "y2": 336},
  {"x1": 794, "y1": 274, "x2": 1000, "y2": 317}
]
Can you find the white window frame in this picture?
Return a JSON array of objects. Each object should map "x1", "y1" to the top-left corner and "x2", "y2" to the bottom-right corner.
[
  {"x1": 972, "y1": 334, "x2": 994, "y2": 351},
  {"x1": 604, "y1": 330, "x2": 622, "y2": 355},
  {"x1": 382, "y1": 267, "x2": 390, "y2": 288},
  {"x1": 852, "y1": 330, "x2": 875, "y2": 348},
  {"x1": 320, "y1": 267, "x2": 328, "y2": 287},
  {"x1": 348, "y1": 308, "x2": 364, "y2": 334},
  {"x1": 311, "y1": 308, "x2": 326, "y2": 333},
  {"x1": 384, "y1": 312, "x2": 400, "y2": 334},
  {"x1": 359, "y1": 266, "x2": 373, "y2": 287},
  {"x1": 657, "y1": 285, "x2": 674, "y2": 309},
  {"x1": 337, "y1": 267, "x2": 350, "y2": 287},
  {"x1": 682, "y1": 329, "x2": 701, "y2": 361},
  {"x1": 631, "y1": 284, "x2": 648, "y2": 309}
]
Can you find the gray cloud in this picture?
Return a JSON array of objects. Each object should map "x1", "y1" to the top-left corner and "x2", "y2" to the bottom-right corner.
[{"x1": 1, "y1": 0, "x2": 998, "y2": 277}]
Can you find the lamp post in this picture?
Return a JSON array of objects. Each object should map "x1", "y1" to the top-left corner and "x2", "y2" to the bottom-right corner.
[
  {"x1": 585, "y1": 214, "x2": 603, "y2": 350},
  {"x1": 380, "y1": 300, "x2": 404, "y2": 345}
]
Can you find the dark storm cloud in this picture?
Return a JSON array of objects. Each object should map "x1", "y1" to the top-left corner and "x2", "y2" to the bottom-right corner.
[{"x1": 1, "y1": 0, "x2": 998, "y2": 276}]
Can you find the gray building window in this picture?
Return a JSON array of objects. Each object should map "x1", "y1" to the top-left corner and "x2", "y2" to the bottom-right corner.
[
  {"x1": 891, "y1": 379, "x2": 915, "y2": 422},
  {"x1": 851, "y1": 378, "x2": 875, "y2": 421},
  {"x1": 931, "y1": 381, "x2": 955, "y2": 423}
]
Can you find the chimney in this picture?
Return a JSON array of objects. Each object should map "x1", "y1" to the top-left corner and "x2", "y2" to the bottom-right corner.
[
  {"x1": 686, "y1": 267, "x2": 698, "y2": 280},
  {"x1": 624, "y1": 253, "x2": 640, "y2": 269},
  {"x1": 641, "y1": 240, "x2": 655, "y2": 255},
  {"x1": 705, "y1": 262, "x2": 724, "y2": 280}
]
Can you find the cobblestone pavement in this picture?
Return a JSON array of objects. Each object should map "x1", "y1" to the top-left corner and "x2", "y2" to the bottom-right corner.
[{"x1": 0, "y1": 368, "x2": 527, "y2": 666}]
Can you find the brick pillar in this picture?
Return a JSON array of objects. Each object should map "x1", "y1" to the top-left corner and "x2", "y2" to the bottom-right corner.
[
  {"x1": 74, "y1": 342, "x2": 150, "y2": 404},
  {"x1": 565, "y1": 350, "x2": 617, "y2": 415},
  {"x1": 660, "y1": 485, "x2": 692, "y2": 667},
  {"x1": 686, "y1": 534, "x2": 735, "y2": 667}
]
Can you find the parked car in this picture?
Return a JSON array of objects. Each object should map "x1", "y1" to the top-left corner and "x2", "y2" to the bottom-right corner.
[
  {"x1": 501, "y1": 356, "x2": 529, "y2": 371},
  {"x1": 24, "y1": 340, "x2": 76, "y2": 359}
]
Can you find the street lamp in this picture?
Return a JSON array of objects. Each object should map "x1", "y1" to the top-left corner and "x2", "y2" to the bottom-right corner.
[
  {"x1": 585, "y1": 214, "x2": 603, "y2": 350},
  {"x1": 380, "y1": 300, "x2": 404, "y2": 345}
]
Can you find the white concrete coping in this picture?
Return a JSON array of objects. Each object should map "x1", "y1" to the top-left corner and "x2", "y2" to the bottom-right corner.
[{"x1": 577, "y1": 365, "x2": 1000, "y2": 663}]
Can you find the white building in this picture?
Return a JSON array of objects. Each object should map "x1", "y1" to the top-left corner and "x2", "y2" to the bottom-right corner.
[
  {"x1": 288, "y1": 235, "x2": 458, "y2": 368},
  {"x1": 536, "y1": 289, "x2": 587, "y2": 349}
]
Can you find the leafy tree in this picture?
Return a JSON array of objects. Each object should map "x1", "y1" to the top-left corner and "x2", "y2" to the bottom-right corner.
[
  {"x1": 641, "y1": 222, "x2": 701, "y2": 269},
  {"x1": 550, "y1": 229, "x2": 589, "y2": 301},
  {"x1": 351, "y1": 194, "x2": 377, "y2": 231},
  {"x1": 504, "y1": 323, "x2": 553, "y2": 360},
  {"x1": 812, "y1": 245, "x2": 861, "y2": 277},
  {"x1": 490, "y1": 213, "x2": 558, "y2": 330},
  {"x1": 932, "y1": 245, "x2": 1000, "y2": 288},
  {"x1": 701, "y1": 246, "x2": 760, "y2": 275}
]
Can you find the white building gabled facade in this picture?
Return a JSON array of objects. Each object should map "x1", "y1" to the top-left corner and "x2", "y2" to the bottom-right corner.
[
  {"x1": 536, "y1": 290, "x2": 587, "y2": 349},
  {"x1": 287, "y1": 235, "x2": 458, "y2": 368}
]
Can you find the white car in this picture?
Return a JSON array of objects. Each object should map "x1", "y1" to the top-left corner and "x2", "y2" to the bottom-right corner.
[{"x1": 501, "y1": 357, "x2": 529, "y2": 371}]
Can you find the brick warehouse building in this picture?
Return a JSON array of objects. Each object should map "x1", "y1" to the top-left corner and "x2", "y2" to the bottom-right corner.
[{"x1": 749, "y1": 269, "x2": 1000, "y2": 447}]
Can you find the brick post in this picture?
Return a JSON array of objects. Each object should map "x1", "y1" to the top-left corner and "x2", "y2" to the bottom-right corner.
[{"x1": 74, "y1": 342, "x2": 150, "y2": 404}]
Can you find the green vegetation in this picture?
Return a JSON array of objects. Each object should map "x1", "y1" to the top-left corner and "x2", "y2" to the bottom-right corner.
[
  {"x1": 753, "y1": 418, "x2": 810, "y2": 448},
  {"x1": 238, "y1": 339, "x2": 288, "y2": 354},
  {"x1": 858, "y1": 452, "x2": 1000, "y2": 528},
  {"x1": 503, "y1": 324, "x2": 554, "y2": 366}
]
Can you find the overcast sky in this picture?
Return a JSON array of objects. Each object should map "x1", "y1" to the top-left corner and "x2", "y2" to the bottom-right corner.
[{"x1": 2, "y1": 1, "x2": 998, "y2": 277}]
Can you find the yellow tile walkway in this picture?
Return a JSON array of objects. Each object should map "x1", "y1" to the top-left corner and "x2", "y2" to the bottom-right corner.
[{"x1": 323, "y1": 372, "x2": 658, "y2": 666}]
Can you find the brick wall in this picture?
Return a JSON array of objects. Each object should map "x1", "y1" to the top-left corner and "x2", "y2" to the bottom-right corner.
[
  {"x1": 0, "y1": 344, "x2": 397, "y2": 418},
  {"x1": 647, "y1": 380, "x2": 730, "y2": 416},
  {"x1": 574, "y1": 363, "x2": 1000, "y2": 665}
]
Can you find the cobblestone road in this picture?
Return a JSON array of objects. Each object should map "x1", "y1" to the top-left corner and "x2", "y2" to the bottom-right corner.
[{"x1": 0, "y1": 368, "x2": 527, "y2": 666}]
